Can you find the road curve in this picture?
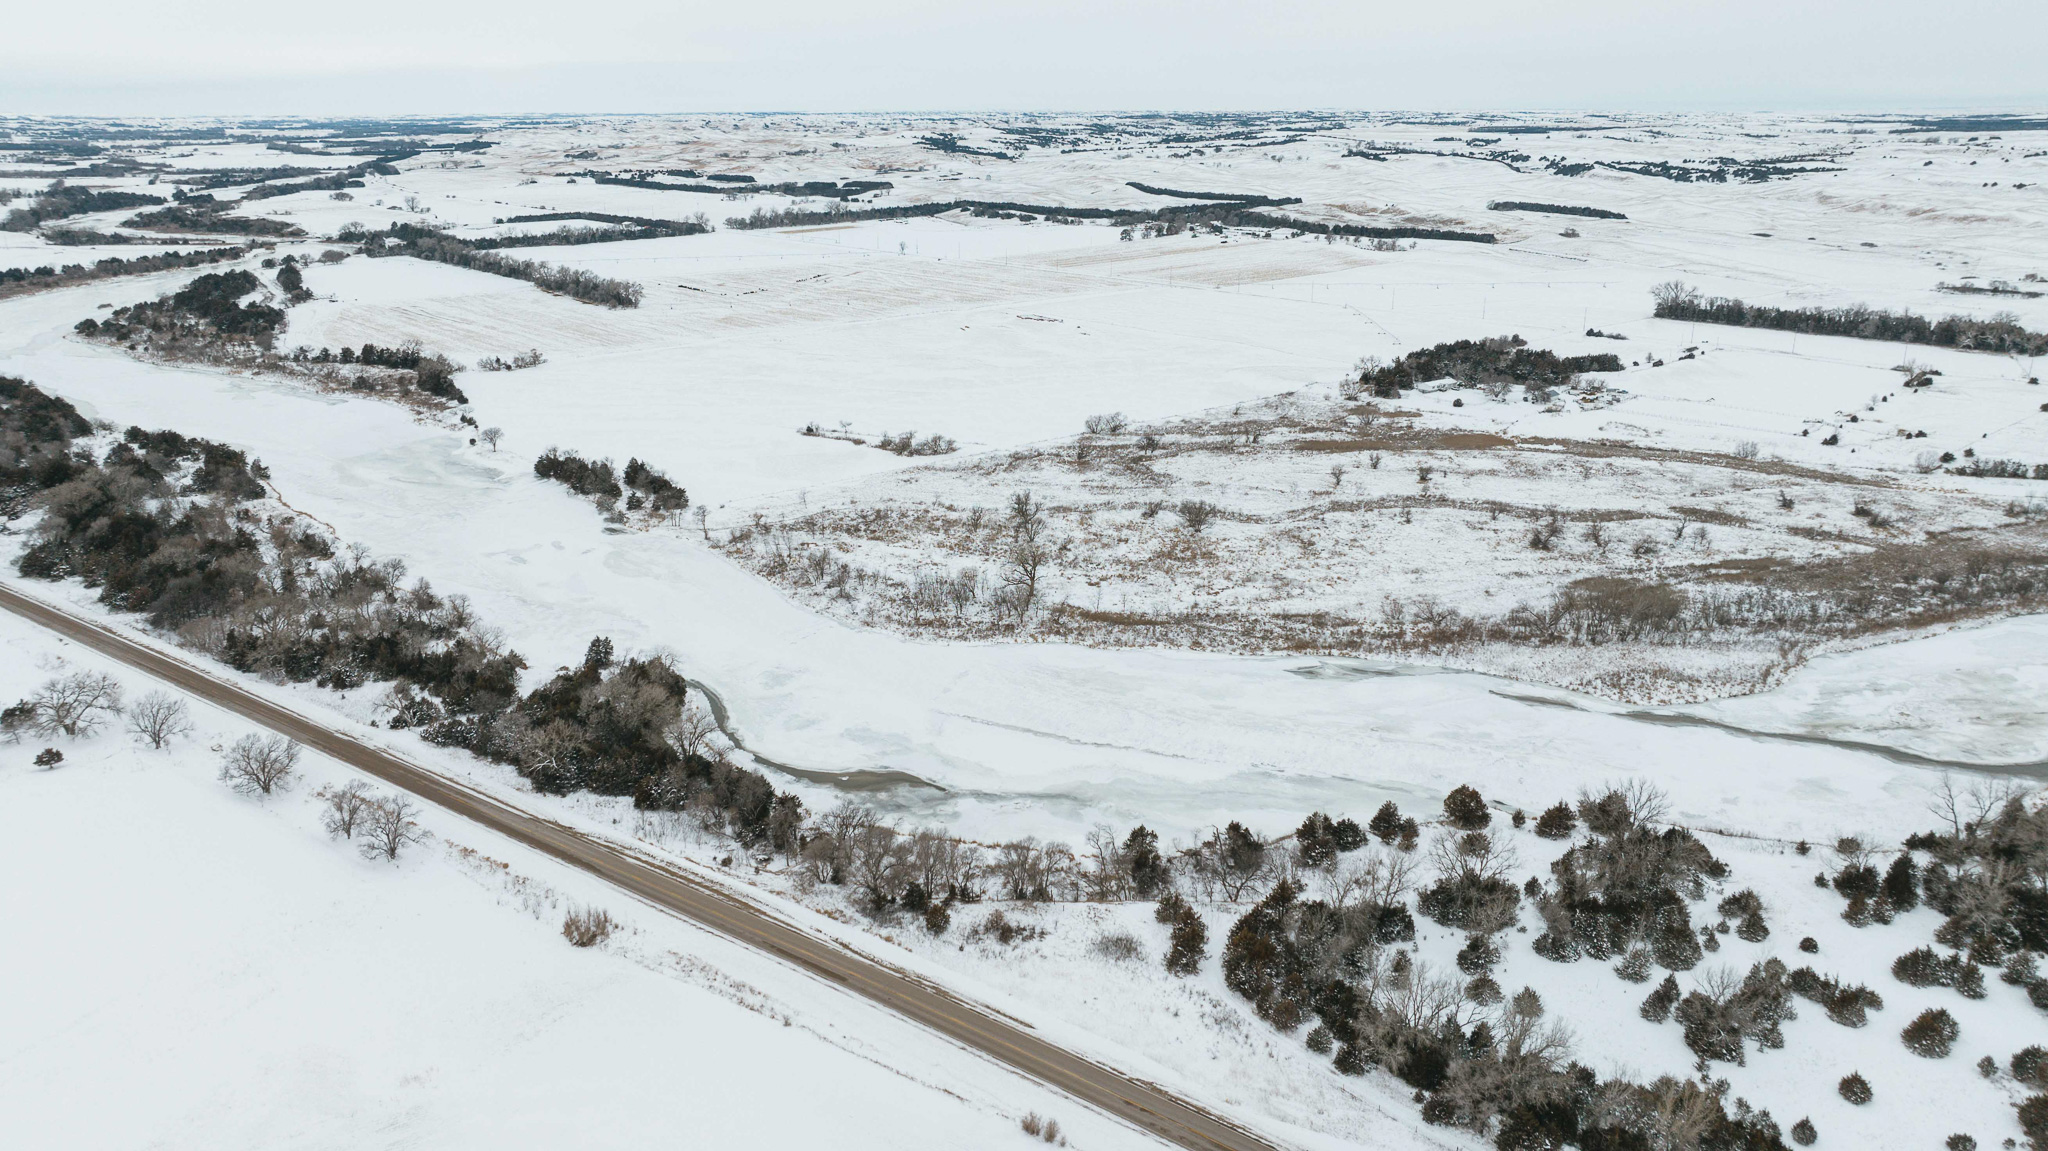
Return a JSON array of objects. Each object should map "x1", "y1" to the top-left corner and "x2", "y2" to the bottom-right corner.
[{"x1": 0, "y1": 580, "x2": 1280, "y2": 1151}]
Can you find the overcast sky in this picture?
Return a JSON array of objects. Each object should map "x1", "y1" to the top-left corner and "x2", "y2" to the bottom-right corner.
[{"x1": 4, "y1": 0, "x2": 2044, "y2": 116}]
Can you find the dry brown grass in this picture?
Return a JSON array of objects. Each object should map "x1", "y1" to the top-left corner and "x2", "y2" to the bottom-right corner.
[{"x1": 561, "y1": 906, "x2": 617, "y2": 947}]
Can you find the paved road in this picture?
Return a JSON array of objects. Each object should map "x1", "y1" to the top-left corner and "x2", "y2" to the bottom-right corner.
[{"x1": 0, "y1": 581, "x2": 1280, "y2": 1151}]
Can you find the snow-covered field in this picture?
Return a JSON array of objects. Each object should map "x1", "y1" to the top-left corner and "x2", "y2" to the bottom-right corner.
[
  {"x1": 0, "y1": 609, "x2": 1170, "y2": 1151},
  {"x1": 3, "y1": 112, "x2": 2045, "y2": 1149}
]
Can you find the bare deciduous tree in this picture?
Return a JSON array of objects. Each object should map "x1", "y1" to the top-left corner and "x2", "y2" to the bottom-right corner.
[
  {"x1": 847, "y1": 821, "x2": 906, "y2": 911},
  {"x1": 360, "y1": 794, "x2": 426, "y2": 860},
  {"x1": 319, "y1": 780, "x2": 376, "y2": 839},
  {"x1": 26, "y1": 672, "x2": 124, "y2": 737},
  {"x1": 125, "y1": 691, "x2": 191, "y2": 749},
  {"x1": 1083, "y1": 412, "x2": 1128, "y2": 435},
  {"x1": 663, "y1": 702, "x2": 720, "y2": 760},
  {"x1": 219, "y1": 733, "x2": 300, "y2": 796},
  {"x1": 479, "y1": 426, "x2": 503, "y2": 452},
  {"x1": 1928, "y1": 772, "x2": 1966, "y2": 837},
  {"x1": 1082, "y1": 824, "x2": 1132, "y2": 902},
  {"x1": 1651, "y1": 280, "x2": 1701, "y2": 311},
  {"x1": 1962, "y1": 777, "x2": 2025, "y2": 829},
  {"x1": 1326, "y1": 846, "x2": 1420, "y2": 910},
  {"x1": 999, "y1": 491, "x2": 1052, "y2": 623}
]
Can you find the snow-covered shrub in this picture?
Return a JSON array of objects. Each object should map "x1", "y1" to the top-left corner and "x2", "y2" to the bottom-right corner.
[
  {"x1": 1531, "y1": 784, "x2": 1724, "y2": 966},
  {"x1": 1533, "y1": 801, "x2": 1577, "y2": 839},
  {"x1": 2004, "y1": 952, "x2": 2041, "y2": 987},
  {"x1": 1838, "y1": 1072, "x2": 1872, "y2": 1104},
  {"x1": 1912, "y1": 795, "x2": 2048, "y2": 959},
  {"x1": 2023, "y1": 1094, "x2": 2048, "y2": 1149},
  {"x1": 1901, "y1": 1007, "x2": 1959, "y2": 1058},
  {"x1": 1416, "y1": 832, "x2": 1520, "y2": 934},
  {"x1": 1788, "y1": 966, "x2": 1884, "y2": 1027},
  {"x1": 561, "y1": 906, "x2": 615, "y2": 947},
  {"x1": 1790, "y1": 1118, "x2": 1817, "y2": 1146},
  {"x1": 1672, "y1": 960, "x2": 1792, "y2": 1065},
  {"x1": 1090, "y1": 932, "x2": 1143, "y2": 963},
  {"x1": 1176, "y1": 499, "x2": 1219, "y2": 532},
  {"x1": 1893, "y1": 947, "x2": 1988, "y2": 999},
  {"x1": 2016, "y1": 1046, "x2": 2048, "y2": 1087},
  {"x1": 1455, "y1": 934, "x2": 1500, "y2": 975},
  {"x1": 1640, "y1": 974, "x2": 1680, "y2": 1022},
  {"x1": 1615, "y1": 948, "x2": 1654, "y2": 983},
  {"x1": 1718, "y1": 889, "x2": 1770, "y2": 942}
]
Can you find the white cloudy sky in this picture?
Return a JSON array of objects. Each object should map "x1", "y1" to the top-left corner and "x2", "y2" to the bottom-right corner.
[{"x1": 3, "y1": 0, "x2": 2043, "y2": 115}]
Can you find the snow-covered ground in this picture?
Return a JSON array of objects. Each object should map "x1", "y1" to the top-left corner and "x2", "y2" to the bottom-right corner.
[
  {"x1": 0, "y1": 609, "x2": 1168, "y2": 1151},
  {"x1": 3, "y1": 112, "x2": 2045, "y2": 1148}
]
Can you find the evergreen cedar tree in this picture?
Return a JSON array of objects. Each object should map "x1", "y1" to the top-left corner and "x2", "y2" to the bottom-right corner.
[
  {"x1": 1123, "y1": 826, "x2": 1167, "y2": 896},
  {"x1": 1534, "y1": 801, "x2": 1578, "y2": 839},
  {"x1": 1156, "y1": 892, "x2": 1207, "y2": 976},
  {"x1": 1293, "y1": 812, "x2": 1364, "y2": 867},
  {"x1": 1443, "y1": 785, "x2": 1491, "y2": 831},
  {"x1": 1369, "y1": 801, "x2": 1403, "y2": 844},
  {"x1": 1900, "y1": 1008, "x2": 1959, "y2": 1058}
]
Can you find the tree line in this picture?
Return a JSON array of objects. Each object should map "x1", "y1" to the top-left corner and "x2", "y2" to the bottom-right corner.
[
  {"x1": 723, "y1": 198, "x2": 1497, "y2": 243},
  {"x1": 1486, "y1": 201, "x2": 1627, "y2": 220},
  {"x1": 468, "y1": 222, "x2": 706, "y2": 249},
  {"x1": 337, "y1": 222, "x2": 643, "y2": 308},
  {"x1": 1651, "y1": 282, "x2": 2048, "y2": 357},
  {"x1": 0, "y1": 182, "x2": 165, "y2": 232},
  {"x1": 1125, "y1": 182, "x2": 1304, "y2": 207},
  {"x1": 580, "y1": 173, "x2": 892, "y2": 200},
  {"x1": 480, "y1": 211, "x2": 712, "y2": 247},
  {"x1": 0, "y1": 245, "x2": 245, "y2": 301}
]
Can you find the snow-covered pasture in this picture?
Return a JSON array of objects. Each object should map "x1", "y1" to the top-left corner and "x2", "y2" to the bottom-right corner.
[
  {"x1": 4, "y1": 111, "x2": 2048, "y2": 1149},
  {"x1": 0, "y1": 609, "x2": 1166, "y2": 1151}
]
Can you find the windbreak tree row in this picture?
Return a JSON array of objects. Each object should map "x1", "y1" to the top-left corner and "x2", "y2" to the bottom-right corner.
[{"x1": 337, "y1": 222, "x2": 643, "y2": 307}]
